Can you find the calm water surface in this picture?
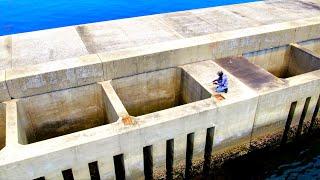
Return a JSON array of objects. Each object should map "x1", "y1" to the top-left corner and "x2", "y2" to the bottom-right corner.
[
  {"x1": 0, "y1": 0, "x2": 258, "y2": 35},
  {"x1": 203, "y1": 133, "x2": 320, "y2": 179}
]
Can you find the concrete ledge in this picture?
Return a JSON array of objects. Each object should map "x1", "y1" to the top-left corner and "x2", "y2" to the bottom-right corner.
[
  {"x1": 6, "y1": 54, "x2": 103, "y2": 98},
  {"x1": 2, "y1": 16, "x2": 319, "y2": 99},
  {"x1": 0, "y1": 1, "x2": 320, "y2": 179}
]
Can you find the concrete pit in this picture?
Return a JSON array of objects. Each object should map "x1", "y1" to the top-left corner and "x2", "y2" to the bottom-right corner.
[
  {"x1": 111, "y1": 68, "x2": 211, "y2": 117},
  {"x1": 244, "y1": 43, "x2": 320, "y2": 78},
  {"x1": 16, "y1": 84, "x2": 111, "y2": 144},
  {"x1": 0, "y1": 104, "x2": 5, "y2": 150}
]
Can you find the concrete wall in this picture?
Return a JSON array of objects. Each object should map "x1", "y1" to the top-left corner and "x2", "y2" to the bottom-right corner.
[
  {"x1": 0, "y1": 60, "x2": 319, "y2": 180},
  {"x1": 111, "y1": 68, "x2": 182, "y2": 117},
  {"x1": 299, "y1": 38, "x2": 320, "y2": 55},
  {"x1": 243, "y1": 45, "x2": 291, "y2": 78},
  {"x1": 0, "y1": 15, "x2": 318, "y2": 100},
  {"x1": 111, "y1": 68, "x2": 211, "y2": 117},
  {"x1": 288, "y1": 44, "x2": 320, "y2": 76},
  {"x1": 244, "y1": 42, "x2": 320, "y2": 79},
  {"x1": 0, "y1": 104, "x2": 5, "y2": 150},
  {"x1": 0, "y1": 2, "x2": 320, "y2": 179},
  {"x1": 16, "y1": 84, "x2": 109, "y2": 144}
]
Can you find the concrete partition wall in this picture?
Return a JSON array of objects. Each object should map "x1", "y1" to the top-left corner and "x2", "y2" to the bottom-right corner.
[{"x1": 288, "y1": 44, "x2": 320, "y2": 76}]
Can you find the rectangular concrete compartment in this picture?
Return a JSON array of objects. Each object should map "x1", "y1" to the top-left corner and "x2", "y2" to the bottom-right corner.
[
  {"x1": 244, "y1": 43, "x2": 320, "y2": 78},
  {"x1": 0, "y1": 104, "x2": 5, "y2": 150},
  {"x1": 111, "y1": 68, "x2": 211, "y2": 117},
  {"x1": 16, "y1": 84, "x2": 112, "y2": 144}
]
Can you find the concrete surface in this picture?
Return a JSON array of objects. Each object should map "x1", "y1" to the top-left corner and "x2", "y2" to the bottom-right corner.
[{"x1": 0, "y1": 0, "x2": 319, "y2": 179}]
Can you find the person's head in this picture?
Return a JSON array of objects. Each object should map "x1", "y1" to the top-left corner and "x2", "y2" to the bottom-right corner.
[{"x1": 217, "y1": 71, "x2": 223, "y2": 77}]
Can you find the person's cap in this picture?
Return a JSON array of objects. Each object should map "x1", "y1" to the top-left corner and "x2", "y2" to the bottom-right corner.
[{"x1": 217, "y1": 71, "x2": 223, "y2": 76}]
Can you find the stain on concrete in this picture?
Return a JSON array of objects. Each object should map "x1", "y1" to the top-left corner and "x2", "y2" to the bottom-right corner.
[
  {"x1": 76, "y1": 25, "x2": 96, "y2": 54},
  {"x1": 215, "y1": 56, "x2": 287, "y2": 92}
]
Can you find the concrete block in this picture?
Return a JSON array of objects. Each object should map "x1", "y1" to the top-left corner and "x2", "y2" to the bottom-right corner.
[
  {"x1": 192, "y1": 129, "x2": 207, "y2": 163},
  {"x1": 0, "y1": 70, "x2": 11, "y2": 102},
  {"x1": 302, "y1": 94, "x2": 319, "y2": 134},
  {"x1": 173, "y1": 134, "x2": 187, "y2": 177},
  {"x1": 46, "y1": 171, "x2": 64, "y2": 180},
  {"x1": 0, "y1": 36, "x2": 12, "y2": 70},
  {"x1": 153, "y1": 141, "x2": 167, "y2": 178},
  {"x1": 299, "y1": 38, "x2": 320, "y2": 55},
  {"x1": 4, "y1": 100, "x2": 19, "y2": 147},
  {"x1": 119, "y1": 16, "x2": 181, "y2": 46},
  {"x1": 73, "y1": 164, "x2": 91, "y2": 180},
  {"x1": 100, "y1": 81, "x2": 128, "y2": 122},
  {"x1": 6, "y1": 54, "x2": 103, "y2": 98},
  {"x1": 288, "y1": 98, "x2": 305, "y2": 141},
  {"x1": 159, "y1": 11, "x2": 215, "y2": 38},
  {"x1": 76, "y1": 22, "x2": 136, "y2": 54},
  {"x1": 0, "y1": 103, "x2": 5, "y2": 151},
  {"x1": 124, "y1": 149, "x2": 145, "y2": 180},
  {"x1": 101, "y1": 55, "x2": 139, "y2": 81},
  {"x1": 308, "y1": 21, "x2": 320, "y2": 40},
  {"x1": 11, "y1": 27, "x2": 88, "y2": 68},
  {"x1": 289, "y1": 44, "x2": 320, "y2": 76},
  {"x1": 98, "y1": 156, "x2": 116, "y2": 180},
  {"x1": 74, "y1": 55, "x2": 104, "y2": 86}
]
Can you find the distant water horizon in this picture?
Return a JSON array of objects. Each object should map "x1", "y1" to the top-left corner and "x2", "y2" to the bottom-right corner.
[{"x1": 0, "y1": 0, "x2": 259, "y2": 36}]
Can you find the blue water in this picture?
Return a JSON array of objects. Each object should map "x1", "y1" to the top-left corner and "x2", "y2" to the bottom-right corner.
[{"x1": 0, "y1": 0, "x2": 258, "y2": 36}]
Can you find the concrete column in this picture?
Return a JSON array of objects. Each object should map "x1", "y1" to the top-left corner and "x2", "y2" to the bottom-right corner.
[
  {"x1": 4, "y1": 100, "x2": 19, "y2": 147},
  {"x1": 192, "y1": 129, "x2": 207, "y2": 165},
  {"x1": 124, "y1": 149, "x2": 144, "y2": 180},
  {"x1": 302, "y1": 95, "x2": 318, "y2": 134},
  {"x1": 98, "y1": 156, "x2": 116, "y2": 180},
  {"x1": 46, "y1": 171, "x2": 64, "y2": 180},
  {"x1": 72, "y1": 164, "x2": 91, "y2": 180},
  {"x1": 153, "y1": 141, "x2": 167, "y2": 179},
  {"x1": 288, "y1": 99, "x2": 304, "y2": 141},
  {"x1": 173, "y1": 134, "x2": 187, "y2": 178}
]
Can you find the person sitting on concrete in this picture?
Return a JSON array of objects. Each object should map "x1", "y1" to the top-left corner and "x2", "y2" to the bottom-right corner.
[{"x1": 213, "y1": 71, "x2": 228, "y2": 93}]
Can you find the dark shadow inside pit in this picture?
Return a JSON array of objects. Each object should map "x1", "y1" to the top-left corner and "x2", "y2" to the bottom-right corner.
[
  {"x1": 0, "y1": 103, "x2": 6, "y2": 150},
  {"x1": 111, "y1": 68, "x2": 211, "y2": 117},
  {"x1": 17, "y1": 84, "x2": 112, "y2": 144}
]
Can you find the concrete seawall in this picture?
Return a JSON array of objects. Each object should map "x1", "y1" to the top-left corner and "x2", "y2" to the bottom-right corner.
[{"x1": 0, "y1": 0, "x2": 320, "y2": 179}]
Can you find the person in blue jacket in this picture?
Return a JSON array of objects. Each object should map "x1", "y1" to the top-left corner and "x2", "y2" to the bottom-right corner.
[{"x1": 213, "y1": 71, "x2": 228, "y2": 93}]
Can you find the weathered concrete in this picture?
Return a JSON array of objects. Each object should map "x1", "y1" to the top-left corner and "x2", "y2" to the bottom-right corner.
[
  {"x1": 111, "y1": 68, "x2": 211, "y2": 117},
  {"x1": 289, "y1": 43, "x2": 320, "y2": 76},
  {"x1": 16, "y1": 83, "x2": 111, "y2": 144},
  {"x1": 299, "y1": 38, "x2": 320, "y2": 55},
  {"x1": 6, "y1": 54, "x2": 104, "y2": 98},
  {"x1": 0, "y1": 103, "x2": 5, "y2": 151},
  {"x1": 0, "y1": 0, "x2": 318, "y2": 100},
  {"x1": 0, "y1": 0, "x2": 319, "y2": 71},
  {"x1": 0, "y1": 1, "x2": 319, "y2": 179}
]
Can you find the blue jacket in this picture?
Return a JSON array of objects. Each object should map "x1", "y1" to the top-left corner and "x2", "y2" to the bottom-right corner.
[{"x1": 217, "y1": 74, "x2": 228, "y2": 88}]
